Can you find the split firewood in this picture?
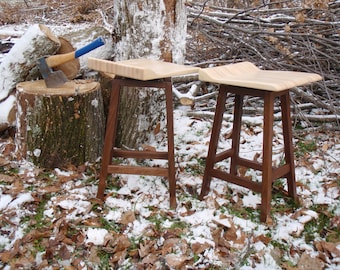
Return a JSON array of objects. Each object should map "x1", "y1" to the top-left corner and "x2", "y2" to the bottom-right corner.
[{"x1": 0, "y1": 24, "x2": 60, "y2": 101}]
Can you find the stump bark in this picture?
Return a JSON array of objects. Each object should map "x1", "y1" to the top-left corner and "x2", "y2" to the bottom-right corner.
[{"x1": 15, "y1": 80, "x2": 105, "y2": 168}]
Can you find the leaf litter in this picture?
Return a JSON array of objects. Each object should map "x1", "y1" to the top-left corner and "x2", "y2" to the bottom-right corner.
[{"x1": 0, "y1": 108, "x2": 339, "y2": 270}]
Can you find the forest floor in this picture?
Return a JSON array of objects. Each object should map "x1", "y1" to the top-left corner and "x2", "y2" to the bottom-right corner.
[{"x1": 0, "y1": 1, "x2": 339, "y2": 270}]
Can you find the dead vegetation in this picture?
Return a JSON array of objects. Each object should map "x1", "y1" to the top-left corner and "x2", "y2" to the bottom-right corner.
[
  {"x1": 0, "y1": 0, "x2": 112, "y2": 24},
  {"x1": 185, "y1": 0, "x2": 340, "y2": 128}
]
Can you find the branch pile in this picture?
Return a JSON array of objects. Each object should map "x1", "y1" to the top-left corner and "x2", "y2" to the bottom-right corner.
[{"x1": 186, "y1": 1, "x2": 340, "y2": 127}]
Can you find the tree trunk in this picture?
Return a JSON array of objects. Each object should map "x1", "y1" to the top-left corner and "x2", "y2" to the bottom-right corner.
[
  {"x1": 15, "y1": 80, "x2": 105, "y2": 168},
  {"x1": 112, "y1": 0, "x2": 187, "y2": 148}
]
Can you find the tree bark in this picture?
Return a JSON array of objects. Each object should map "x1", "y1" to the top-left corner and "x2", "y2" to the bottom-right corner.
[
  {"x1": 111, "y1": 0, "x2": 187, "y2": 148},
  {"x1": 15, "y1": 80, "x2": 105, "y2": 168}
]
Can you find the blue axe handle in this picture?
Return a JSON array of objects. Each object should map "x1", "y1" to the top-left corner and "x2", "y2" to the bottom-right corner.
[
  {"x1": 75, "y1": 37, "x2": 105, "y2": 58},
  {"x1": 45, "y1": 36, "x2": 105, "y2": 68}
]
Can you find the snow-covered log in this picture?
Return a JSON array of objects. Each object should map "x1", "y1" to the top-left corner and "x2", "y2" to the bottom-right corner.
[
  {"x1": 0, "y1": 24, "x2": 60, "y2": 101},
  {"x1": 0, "y1": 24, "x2": 61, "y2": 132},
  {"x1": 15, "y1": 80, "x2": 105, "y2": 168}
]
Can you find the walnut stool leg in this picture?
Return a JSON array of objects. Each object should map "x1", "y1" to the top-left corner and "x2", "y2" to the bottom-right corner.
[
  {"x1": 97, "y1": 80, "x2": 120, "y2": 200},
  {"x1": 200, "y1": 87, "x2": 228, "y2": 199},
  {"x1": 280, "y1": 91, "x2": 297, "y2": 201},
  {"x1": 230, "y1": 94, "x2": 244, "y2": 176},
  {"x1": 165, "y1": 81, "x2": 177, "y2": 209},
  {"x1": 260, "y1": 92, "x2": 275, "y2": 223}
]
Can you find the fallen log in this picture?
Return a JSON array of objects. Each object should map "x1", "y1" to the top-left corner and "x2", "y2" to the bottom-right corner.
[
  {"x1": 0, "y1": 24, "x2": 60, "y2": 101},
  {"x1": 15, "y1": 80, "x2": 105, "y2": 168}
]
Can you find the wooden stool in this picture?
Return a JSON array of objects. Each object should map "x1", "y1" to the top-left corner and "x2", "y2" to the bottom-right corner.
[
  {"x1": 198, "y1": 62, "x2": 322, "y2": 222},
  {"x1": 88, "y1": 58, "x2": 200, "y2": 209}
]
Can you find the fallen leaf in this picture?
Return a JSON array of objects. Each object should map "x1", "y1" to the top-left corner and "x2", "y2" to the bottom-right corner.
[
  {"x1": 142, "y1": 253, "x2": 158, "y2": 265},
  {"x1": 297, "y1": 252, "x2": 324, "y2": 270},
  {"x1": 139, "y1": 240, "x2": 155, "y2": 258},
  {"x1": 191, "y1": 242, "x2": 212, "y2": 254},
  {"x1": 88, "y1": 246, "x2": 101, "y2": 263},
  {"x1": 153, "y1": 122, "x2": 161, "y2": 135},
  {"x1": 314, "y1": 241, "x2": 340, "y2": 259},
  {"x1": 0, "y1": 157, "x2": 9, "y2": 166},
  {"x1": 114, "y1": 234, "x2": 131, "y2": 252},
  {"x1": 165, "y1": 253, "x2": 189, "y2": 268},
  {"x1": 59, "y1": 244, "x2": 71, "y2": 260},
  {"x1": 141, "y1": 144, "x2": 156, "y2": 152},
  {"x1": 119, "y1": 210, "x2": 136, "y2": 225},
  {"x1": 37, "y1": 185, "x2": 61, "y2": 193}
]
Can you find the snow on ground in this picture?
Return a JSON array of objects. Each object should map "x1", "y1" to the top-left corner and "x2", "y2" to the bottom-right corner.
[
  {"x1": 0, "y1": 106, "x2": 339, "y2": 269},
  {"x1": 0, "y1": 23, "x2": 339, "y2": 270}
]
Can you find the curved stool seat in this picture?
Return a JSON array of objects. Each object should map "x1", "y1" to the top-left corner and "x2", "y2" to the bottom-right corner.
[
  {"x1": 199, "y1": 62, "x2": 322, "y2": 222},
  {"x1": 88, "y1": 58, "x2": 200, "y2": 209}
]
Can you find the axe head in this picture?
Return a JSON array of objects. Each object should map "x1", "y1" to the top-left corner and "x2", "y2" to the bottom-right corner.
[{"x1": 37, "y1": 58, "x2": 68, "y2": 88}]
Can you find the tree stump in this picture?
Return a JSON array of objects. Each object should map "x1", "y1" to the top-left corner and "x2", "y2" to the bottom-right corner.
[{"x1": 15, "y1": 80, "x2": 105, "y2": 168}]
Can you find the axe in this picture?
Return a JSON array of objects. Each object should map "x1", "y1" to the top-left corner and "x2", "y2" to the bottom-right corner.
[{"x1": 38, "y1": 36, "x2": 105, "y2": 88}]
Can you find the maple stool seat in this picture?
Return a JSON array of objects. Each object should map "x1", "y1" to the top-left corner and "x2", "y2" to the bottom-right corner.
[
  {"x1": 198, "y1": 62, "x2": 322, "y2": 222},
  {"x1": 88, "y1": 58, "x2": 200, "y2": 209}
]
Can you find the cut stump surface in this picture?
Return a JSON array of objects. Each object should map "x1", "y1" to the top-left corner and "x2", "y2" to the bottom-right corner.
[{"x1": 15, "y1": 80, "x2": 105, "y2": 168}]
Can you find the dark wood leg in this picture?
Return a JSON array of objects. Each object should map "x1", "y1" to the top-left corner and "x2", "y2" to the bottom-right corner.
[
  {"x1": 230, "y1": 94, "x2": 244, "y2": 176},
  {"x1": 165, "y1": 81, "x2": 177, "y2": 209},
  {"x1": 260, "y1": 92, "x2": 275, "y2": 223},
  {"x1": 199, "y1": 87, "x2": 228, "y2": 199},
  {"x1": 280, "y1": 92, "x2": 297, "y2": 201},
  {"x1": 97, "y1": 80, "x2": 120, "y2": 200}
]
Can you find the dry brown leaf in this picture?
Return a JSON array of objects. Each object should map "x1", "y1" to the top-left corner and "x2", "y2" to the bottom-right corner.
[
  {"x1": 139, "y1": 240, "x2": 155, "y2": 258},
  {"x1": 37, "y1": 185, "x2": 61, "y2": 193},
  {"x1": 10, "y1": 179, "x2": 25, "y2": 194},
  {"x1": 142, "y1": 253, "x2": 158, "y2": 265},
  {"x1": 111, "y1": 250, "x2": 127, "y2": 263},
  {"x1": 295, "y1": 11, "x2": 306, "y2": 23},
  {"x1": 0, "y1": 173, "x2": 15, "y2": 183},
  {"x1": 10, "y1": 255, "x2": 36, "y2": 268},
  {"x1": 284, "y1": 24, "x2": 291, "y2": 32},
  {"x1": 82, "y1": 217, "x2": 102, "y2": 227},
  {"x1": 0, "y1": 157, "x2": 9, "y2": 166},
  {"x1": 314, "y1": 241, "x2": 340, "y2": 259},
  {"x1": 22, "y1": 229, "x2": 52, "y2": 243},
  {"x1": 71, "y1": 257, "x2": 85, "y2": 269},
  {"x1": 254, "y1": 234, "x2": 271, "y2": 245},
  {"x1": 224, "y1": 225, "x2": 238, "y2": 242},
  {"x1": 0, "y1": 250, "x2": 15, "y2": 264},
  {"x1": 59, "y1": 244, "x2": 71, "y2": 260},
  {"x1": 64, "y1": 266, "x2": 76, "y2": 270},
  {"x1": 88, "y1": 246, "x2": 101, "y2": 263},
  {"x1": 223, "y1": 131, "x2": 232, "y2": 140},
  {"x1": 119, "y1": 210, "x2": 136, "y2": 225},
  {"x1": 153, "y1": 122, "x2": 161, "y2": 135},
  {"x1": 191, "y1": 242, "x2": 212, "y2": 254},
  {"x1": 165, "y1": 253, "x2": 189, "y2": 268},
  {"x1": 162, "y1": 238, "x2": 180, "y2": 255},
  {"x1": 115, "y1": 234, "x2": 131, "y2": 252},
  {"x1": 253, "y1": 152, "x2": 261, "y2": 162},
  {"x1": 321, "y1": 143, "x2": 329, "y2": 152},
  {"x1": 297, "y1": 252, "x2": 324, "y2": 270},
  {"x1": 141, "y1": 144, "x2": 157, "y2": 152},
  {"x1": 0, "y1": 239, "x2": 21, "y2": 263}
]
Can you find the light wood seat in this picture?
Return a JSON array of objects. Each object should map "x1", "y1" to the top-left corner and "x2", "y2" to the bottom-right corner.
[
  {"x1": 88, "y1": 57, "x2": 200, "y2": 81},
  {"x1": 88, "y1": 58, "x2": 200, "y2": 209},
  {"x1": 199, "y1": 62, "x2": 322, "y2": 223}
]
